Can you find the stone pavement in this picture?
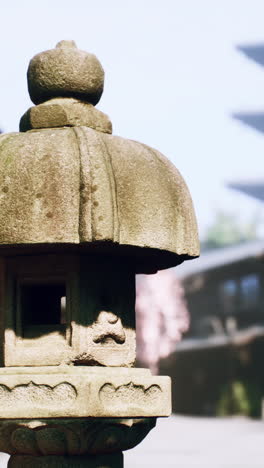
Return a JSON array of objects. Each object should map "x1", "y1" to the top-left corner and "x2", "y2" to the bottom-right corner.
[
  {"x1": 125, "y1": 415, "x2": 264, "y2": 467},
  {"x1": 0, "y1": 415, "x2": 262, "y2": 467}
]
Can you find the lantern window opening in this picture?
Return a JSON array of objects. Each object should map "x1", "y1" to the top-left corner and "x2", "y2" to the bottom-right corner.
[{"x1": 16, "y1": 277, "x2": 68, "y2": 339}]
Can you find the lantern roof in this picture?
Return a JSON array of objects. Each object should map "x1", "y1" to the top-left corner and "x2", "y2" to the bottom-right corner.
[{"x1": 0, "y1": 41, "x2": 199, "y2": 272}]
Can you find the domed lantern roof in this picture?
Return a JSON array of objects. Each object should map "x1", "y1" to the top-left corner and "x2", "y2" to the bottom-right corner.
[{"x1": 0, "y1": 41, "x2": 199, "y2": 272}]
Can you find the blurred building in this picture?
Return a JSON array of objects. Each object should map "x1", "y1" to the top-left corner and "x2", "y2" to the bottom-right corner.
[
  {"x1": 233, "y1": 43, "x2": 264, "y2": 137},
  {"x1": 230, "y1": 43, "x2": 264, "y2": 201},
  {"x1": 158, "y1": 43, "x2": 264, "y2": 417},
  {"x1": 176, "y1": 240, "x2": 264, "y2": 340},
  {"x1": 159, "y1": 241, "x2": 264, "y2": 416}
]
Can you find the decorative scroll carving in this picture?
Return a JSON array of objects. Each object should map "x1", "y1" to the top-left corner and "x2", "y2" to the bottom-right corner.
[
  {"x1": 0, "y1": 382, "x2": 77, "y2": 408},
  {"x1": 99, "y1": 382, "x2": 162, "y2": 409},
  {"x1": 92, "y1": 311, "x2": 126, "y2": 345},
  {"x1": 0, "y1": 418, "x2": 156, "y2": 456},
  {"x1": 72, "y1": 263, "x2": 136, "y2": 367}
]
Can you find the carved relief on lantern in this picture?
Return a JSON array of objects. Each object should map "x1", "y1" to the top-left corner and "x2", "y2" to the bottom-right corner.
[{"x1": 71, "y1": 259, "x2": 135, "y2": 367}]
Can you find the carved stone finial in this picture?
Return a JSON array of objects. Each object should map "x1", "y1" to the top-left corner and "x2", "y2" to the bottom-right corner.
[
  {"x1": 56, "y1": 40, "x2": 77, "y2": 49},
  {"x1": 27, "y1": 40, "x2": 104, "y2": 106}
]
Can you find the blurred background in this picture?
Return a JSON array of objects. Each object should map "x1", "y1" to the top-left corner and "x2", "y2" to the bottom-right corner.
[{"x1": 1, "y1": 1, "x2": 264, "y2": 466}]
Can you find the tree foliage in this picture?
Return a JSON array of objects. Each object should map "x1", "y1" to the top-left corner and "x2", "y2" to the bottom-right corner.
[{"x1": 202, "y1": 210, "x2": 260, "y2": 251}]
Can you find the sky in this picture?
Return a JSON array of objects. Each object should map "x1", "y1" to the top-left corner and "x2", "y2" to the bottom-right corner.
[{"x1": 1, "y1": 0, "x2": 264, "y2": 239}]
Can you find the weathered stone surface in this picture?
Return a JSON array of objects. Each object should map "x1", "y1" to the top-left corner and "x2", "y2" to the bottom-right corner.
[
  {"x1": 74, "y1": 259, "x2": 136, "y2": 367},
  {"x1": 28, "y1": 41, "x2": 104, "y2": 106},
  {"x1": 99, "y1": 383, "x2": 162, "y2": 411},
  {"x1": 20, "y1": 98, "x2": 112, "y2": 133},
  {"x1": 98, "y1": 132, "x2": 199, "y2": 258},
  {"x1": 8, "y1": 453, "x2": 123, "y2": 467},
  {"x1": 0, "y1": 126, "x2": 199, "y2": 271},
  {"x1": 3, "y1": 255, "x2": 136, "y2": 367},
  {"x1": 0, "y1": 382, "x2": 77, "y2": 408},
  {"x1": 0, "y1": 129, "x2": 80, "y2": 245},
  {"x1": 0, "y1": 367, "x2": 171, "y2": 418},
  {"x1": 0, "y1": 38, "x2": 189, "y2": 466},
  {"x1": 1, "y1": 418, "x2": 155, "y2": 456},
  {"x1": 0, "y1": 40, "x2": 199, "y2": 271}
]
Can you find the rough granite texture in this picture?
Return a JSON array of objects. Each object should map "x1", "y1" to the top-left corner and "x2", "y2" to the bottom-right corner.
[
  {"x1": 28, "y1": 41, "x2": 104, "y2": 106},
  {"x1": 0, "y1": 367, "x2": 170, "y2": 418},
  {"x1": 0, "y1": 39, "x2": 199, "y2": 271},
  {"x1": 0, "y1": 129, "x2": 80, "y2": 244},
  {"x1": 0, "y1": 127, "x2": 199, "y2": 260},
  {"x1": 20, "y1": 98, "x2": 112, "y2": 133},
  {"x1": 3, "y1": 255, "x2": 136, "y2": 368},
  {"x1": 0, "y1": 40, "x2": 199, "y2": 464},
  {"x1": 0, "y1": 418, "x2": 155, "y2": 457}
]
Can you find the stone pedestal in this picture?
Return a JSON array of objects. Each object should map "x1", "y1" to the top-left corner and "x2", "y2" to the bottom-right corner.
[
  {"x1": 0, "y1": 367, "x2": 170, "y2": 419},
  {"x1": 0, "y1": 417, "x2": 156, "y2": 455},
  {"x1": 8, "y1": 452, "x2": 123, "y2": 468},
  {"x1": 0, "y1": 367, "x2": 161, "y2": 464}
]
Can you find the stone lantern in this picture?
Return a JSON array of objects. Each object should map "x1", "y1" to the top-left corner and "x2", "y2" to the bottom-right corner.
[{"x1": 0, "y1": 41, "x2": 199, "y2": 467}]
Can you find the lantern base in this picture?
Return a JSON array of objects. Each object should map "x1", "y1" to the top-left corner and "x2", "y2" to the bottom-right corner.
[
  {"x1": 8, "y1": 452, "x2": 123, "y2": 467},
  {"x1": 0, "y1": 417, "x2": 156, "y2": 456}
]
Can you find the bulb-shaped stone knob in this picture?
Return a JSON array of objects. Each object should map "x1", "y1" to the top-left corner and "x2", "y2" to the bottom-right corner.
[{"x1": 27, "y1": 40, "x2": 104, "y2": 106}]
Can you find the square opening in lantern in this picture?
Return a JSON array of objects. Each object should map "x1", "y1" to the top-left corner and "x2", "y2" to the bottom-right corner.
[
  {"x1": 4, "y1": 254, "x2": 78, "y2": 366},
  {"x1": 18, "y1": 279, "x2": 67, "y2": 338}
]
